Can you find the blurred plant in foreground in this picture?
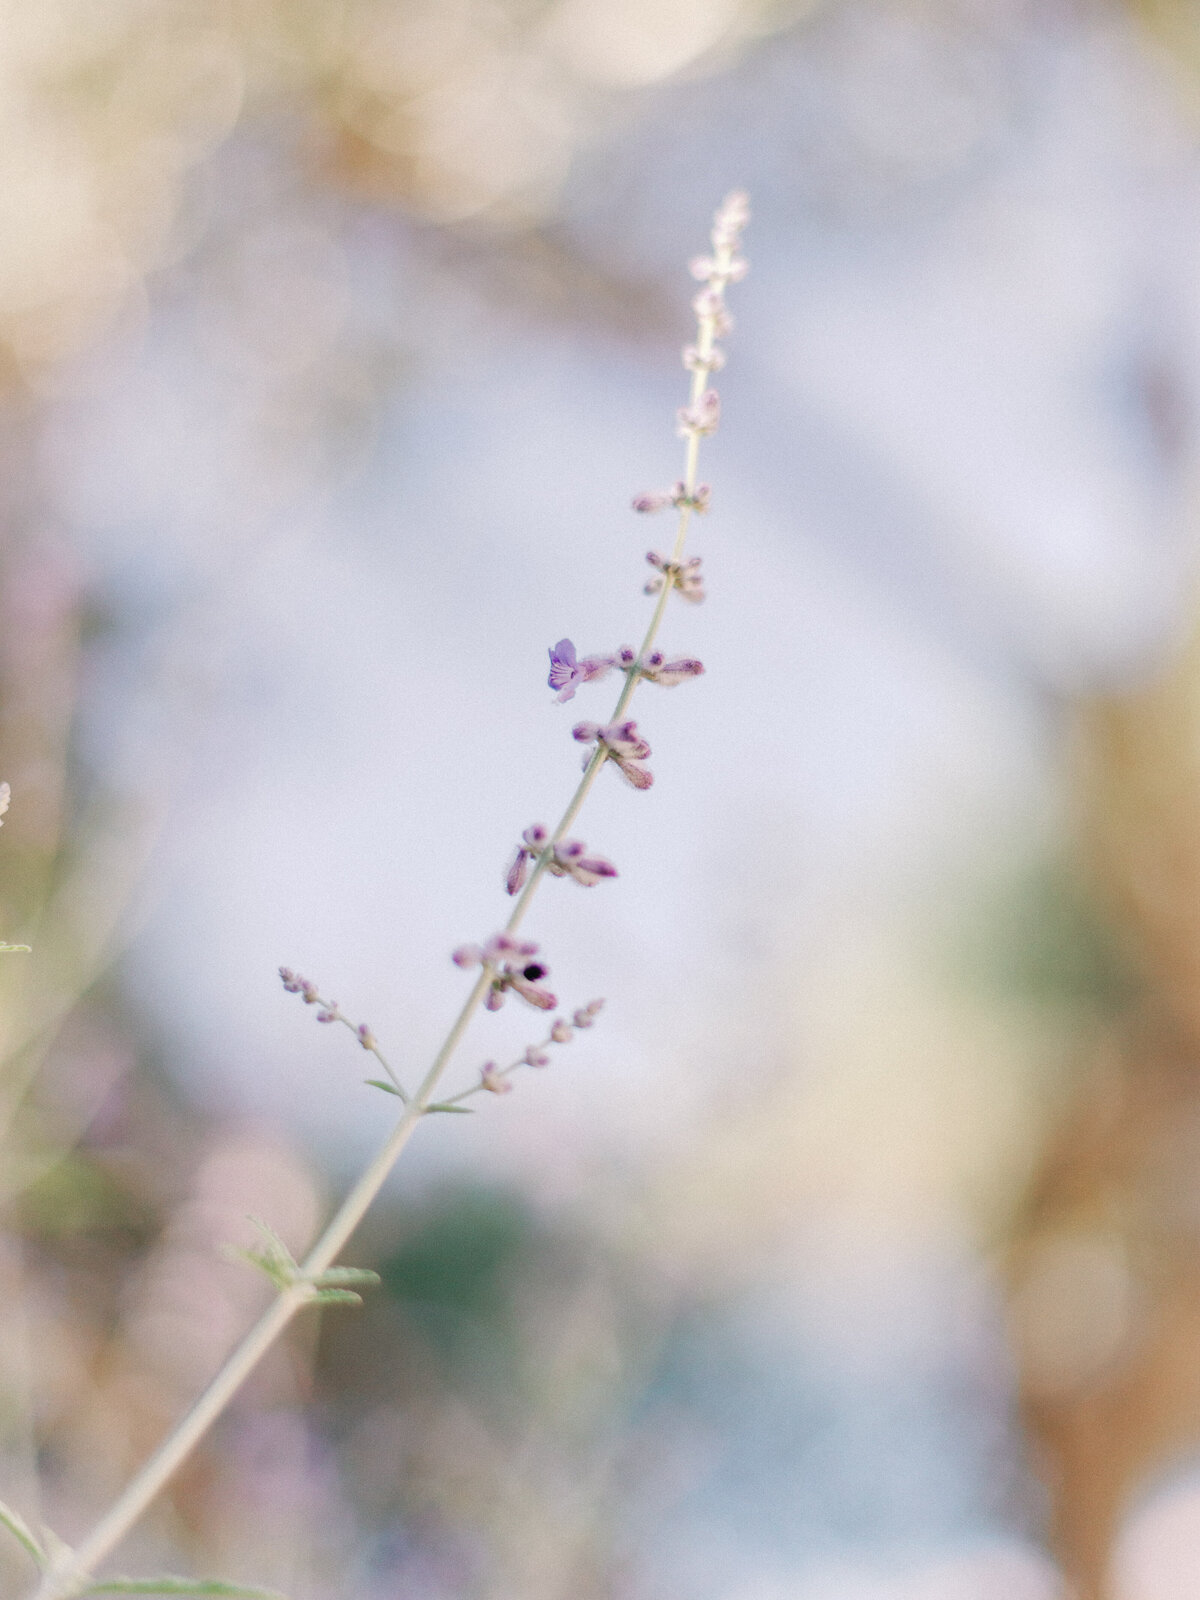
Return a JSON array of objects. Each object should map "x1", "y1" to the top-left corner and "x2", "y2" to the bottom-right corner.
[
  {"x1": 1, "y1": 192, "x2": 750, "y2": 1600},
  {"x1": 1003, "y1": 614, "x2": 1200, "y2": 1600}
]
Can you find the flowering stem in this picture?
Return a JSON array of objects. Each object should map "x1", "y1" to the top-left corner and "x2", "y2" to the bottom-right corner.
[{"x1": 25, "y1": 191, "x2": 747, "y2": 1600}]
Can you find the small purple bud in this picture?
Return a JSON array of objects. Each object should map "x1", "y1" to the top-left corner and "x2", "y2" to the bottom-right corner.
[
  {"x1": 357, "y1": 1024, "x2": 376, "y2": 1051},
  {"x1": 453, "y1": 944, "x2": 482, "y2": 968},
  {"x1": 632, "y1": 491, "x2": 670, "y2": 514},
  {"x1": 317, "y1": 1007, "x2": 338, "y2": 1023},
  {"x1": 481, "y1": 1062, "x2": 512, "y2": 1095},
  {"x1": 279, "y1": 967, "x2": 300, "y2": 992},
  {"x1": 550, "y1": 1019, "x2": 573, "y2": 1043},
  {"x1": 672, "y1": 483, "x2": 711, "y2": 513},
  {"x1": 506, "y1": 847, "x2": 530, "y2": 896},
  {"x1": 691, "y1": 286, "x2": 725, "y2": 320},
  {"x1": 682, "y1": 343, "x2": 726, "y2": 374},
  {"x1": 573, "y1": 1006, "x2": 597, "y2": 1029},
  {"x1": 522, "y1": 823, "x2": 549, "y2": 850},
  {"x1": 485, "y1": 987, "x2": 505, "y2": 1011},
  {"x1": 676, "y1": 389, "x2": 721, "y2": 439},
  {"x1": 573, "y1": 721, "x2": 602, "y2": 743},
  {"x1": 614, "y1": 760, "x2": 654, "y2": 790},
  {"x1": 644, "y1": 655, "x2": 704, "y2": 687},
  {"x1": 524, "y1": 1045, "x2": 551, "y2": 1068},
  {"x1": 569, "y1": 855, "x2": 617, "y2": 886}
]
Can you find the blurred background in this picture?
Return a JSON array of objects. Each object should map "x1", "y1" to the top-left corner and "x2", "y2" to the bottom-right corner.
[{"x1": 7, "y1": 1, "x2": 1200, "y2": 1596}]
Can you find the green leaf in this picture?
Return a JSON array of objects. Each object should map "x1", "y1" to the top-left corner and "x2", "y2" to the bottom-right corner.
[
  {"x1": 312, "y1": 1287, "x2": 365, "y2": 1306},
  {"x1": 244, "y1": 1218, "x2": 294, "y2": 1263},
  {"x1": 85, "y1": 1578, "x2": 284, "y2": 1597},
  {"x1": 364, "y1": 1077, "x2": 402, "y2": 1097},
  {"x1": 0, "y1": 943, "x2": 31, "y2": 953},
  {"x1": 424, "y1": 1102, "x2": 474, "y2": 1114},
  {"x1": 231, "y1": 1248, "x2": 293, "y2": 1291},
  {"x1": 0, "y1": 1496, "x2": 45, "y2": 1567}
]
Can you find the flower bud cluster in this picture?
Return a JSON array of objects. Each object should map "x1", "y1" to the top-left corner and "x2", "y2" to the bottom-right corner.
[
  {"x1": 674, "y1": 190, "x2": 749, "y2": 431},
  {"x1": 676, "y1": 389, "x2": 721, "y2": 439},
  {"x1": 645, "y1": 552, "x2": 705, "y2": 602},
  {"x1": 280, "y1": 967, "x2": 320, "y2": 1004},
  {"x1": 506, "y1": 823, "x2": 618, "y2": 895},
  {"x1": 613, "y1": 646, "x2": 704, "y2": 686},
  {"x1": 572, "y1": 719, "x2": 653, "y2": 789},
  {"x1": 475, "y1": 999, "x2": 605, "y2": 1097},
  {"x1": 632, "y1": 482, "x2": 711, "y2": 515},
  {"x1": 452, "y1": 932, "x2": 557, "y2": 1011}
]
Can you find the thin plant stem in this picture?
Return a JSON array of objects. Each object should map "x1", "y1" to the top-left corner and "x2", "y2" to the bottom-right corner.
[{"x1": 26, "y1": 193, "x2": 746, "y2": 1600}]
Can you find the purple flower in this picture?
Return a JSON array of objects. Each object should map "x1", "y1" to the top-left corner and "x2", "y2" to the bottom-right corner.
[
  {"x1": 676, "y1": 389, "x2": 721, "y2": 438},
  {"x1": 506, "y1": 826, "x2": 616, "y2": 893},
  {"x1": 280, "y1": 967, "x2": 320, "y2": 1005},
  {"x1": 573, "y1": 719, "x2": 653, "y2": 790},
  {"x1": 524, "y1": 1044, "x2": 551, "y2": 1068},
  {"x1": 611, "y1": 646, "x2": 704, "y2": 687},
  {"x1": 549, "y1": 838, "x2": 618, "y2": 887},
  {"x1": 638, "y1": 650, "x2": 705, "y2": 687},
  {"x1": 632, "y1": 490, "x2": 671, "y2": 514},
  {"x1": 682, "y1": 343, "x2": 726, "y2": 374},
  {"x1": 455, "y1": 932, "x2": 556, "y2": 1011},
  {"x1": 689, "y1": 251, "x2": 749, "y2": 286},
  {"x1": 547, "y1": 638, "x2": 615, "y2": 702},
  {"x1": 645, "y1": 552, "x2": 705, "y2": 603},
  {"x1": 453, "y1": 932, "x2": 538, "y2": 968},
  {"x1": 711, "y1": 190, "x2": 750, "y2": 250},
  {"x1": 356, "y1": 1023, "x2": 377, "y2": 1051},
  {"x1": 633, "y1": 482, "x2": 710, "y2": 516},
  {"x1": 506, "y1": 823, "x2": 550, "y2": 895},
  {"x1": 480, "y1": 1061, "x2": 512, "y2": 1095}
]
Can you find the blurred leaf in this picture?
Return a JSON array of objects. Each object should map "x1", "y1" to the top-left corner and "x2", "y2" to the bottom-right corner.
[
  {"x1": 378, "y1": 1188, "x2": 534, "y2": 1323},
  {"x1": 954, "y1": 861, "x2": 1140, "y2": 1011},
  {"x1": 16, "y1": 1154, "x2": 154, "y2": 1241},
  {"x1": 0, "y1": 1497, "x2": 44, "y2": 1567},
  {"x1": 85, "y1": 1579, "x2": 283, "y2": 1597}
]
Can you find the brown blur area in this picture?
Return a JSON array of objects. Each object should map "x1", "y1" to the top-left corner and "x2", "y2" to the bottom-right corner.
[
  {"x1": 1006, "y1": 9, "x2": 1200, "y2": 1600},
  {"x1": 9, "y1": 2, "x2": 1200, "y2": 1599}
]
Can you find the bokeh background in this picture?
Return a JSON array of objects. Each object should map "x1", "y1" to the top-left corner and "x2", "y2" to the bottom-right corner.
[{"x1": 7, "y1": 1, "x2": 1200, "y2": 1596}]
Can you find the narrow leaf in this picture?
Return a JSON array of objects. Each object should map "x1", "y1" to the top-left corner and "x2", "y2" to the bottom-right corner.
[
  {"x1": 0, "y1": 943, "x2": 31, "y2": 954},
  {"x1": 230, "y1": 1249, "x2": 293, "y2": 1291},
  {"x1": 424, "y1": 1102, "x2": 474, "y2": 1114},
  {"x1": 313, "y1": 1267, "x2": 380, "y2": 1288},
  {"x1": 312, "y1": 1288, "x2": 364, "y2": 1306},
  {"x1": 244, "y1": 1217, "x2": 294, "y2": 1263},
  {"x1": 364, "y1": 1078, "x2": 402, "y2": 1097},
  {"x1": 85, "y1": 1577, "x2": 284, "y2": 1597},
  {"x1": 0, "y1": 1497, "x2": 45, "y2": 1567}
]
